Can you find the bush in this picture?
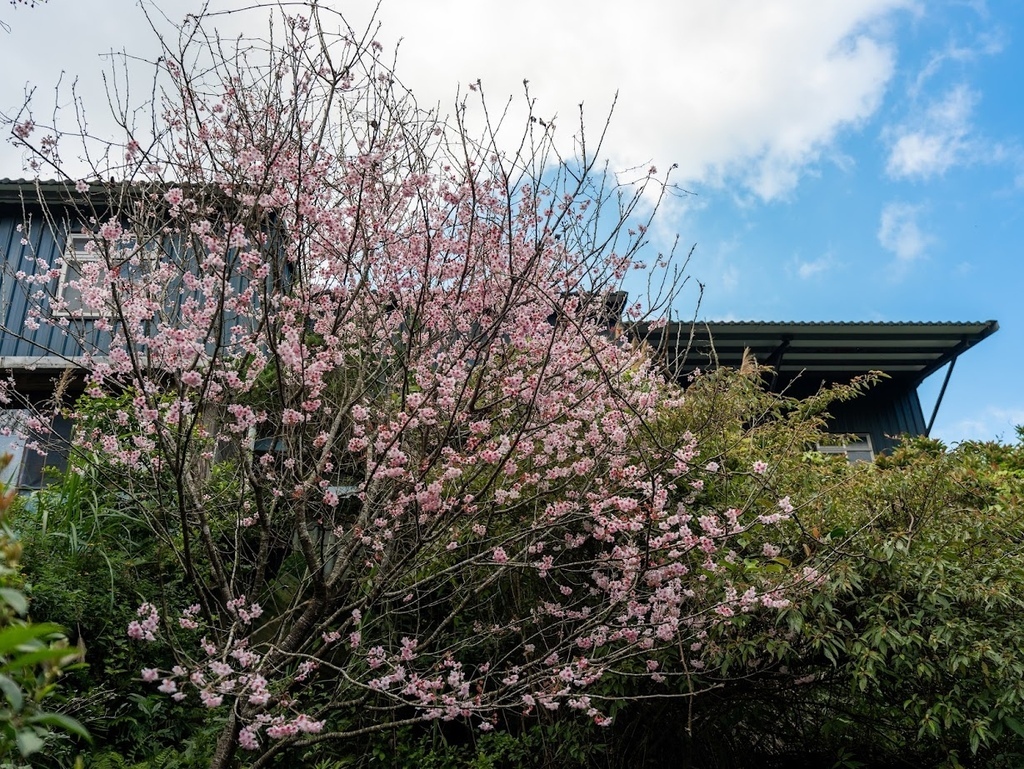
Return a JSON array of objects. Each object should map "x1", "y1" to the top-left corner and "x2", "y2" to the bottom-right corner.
[{"x1": 690, "y1": 432, "x2": 1024, "y2": 767}]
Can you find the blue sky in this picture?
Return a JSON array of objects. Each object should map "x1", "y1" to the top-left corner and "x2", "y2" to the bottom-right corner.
[
  {"x1": 1, "y1": 0, "x2": 1021, "y2": 443},
  {"x1": 672, "y1": 3, "x2": 1024, "y2": 443}
]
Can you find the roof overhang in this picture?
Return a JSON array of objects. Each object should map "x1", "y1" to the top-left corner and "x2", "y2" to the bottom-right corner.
[
  {"x1": 633, "y1": 320, "x2": 999, "y2": 393},
  {"x1": 0, "y1": 178, "x2": 92, "y2": 207}
]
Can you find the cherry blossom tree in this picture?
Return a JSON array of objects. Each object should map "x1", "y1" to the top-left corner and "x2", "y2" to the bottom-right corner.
[{"x1": 4, "y1": 4, "x2": 809, "y2": 765}]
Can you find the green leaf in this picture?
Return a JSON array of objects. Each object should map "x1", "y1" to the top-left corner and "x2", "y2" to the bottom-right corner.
[
  {"x1": 26, "y1": 712, "x2": 90, "y2": 741},
  {"x1": 0, "y1": 674, "x2": 22, "y2": 711},
  {"x1": 16, "y1": 728, "x2": 44, "y2": 757},
  {"x1": 1004, "y1": 715, "x2": 1024, "y2": 738},
  {"x1": 0, "y1": 624, "x2": 64, "y2": 655},
  {"x1": 0, "y1": 588, "x2": 27, "y2": 616},
  {"x1": 0, "y1": 646, "x2": 74, "y2": 674}
]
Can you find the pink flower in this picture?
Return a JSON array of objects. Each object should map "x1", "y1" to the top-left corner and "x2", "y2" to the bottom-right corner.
[
  {"x1": 178, "y1": 603, "x2": 202, "y2": 629},
  {"x1": 127, "y1": 602, "x2": 160, "y2": 642},
  {"x1": 492, "y1": 547, "x2": 509, "y2": 564},
  {"x1": 399, "y1": 637, "x2": 418, "y2": 661},
  {"x1": 12, "y1": 120, "x2": 34, "y2": 140},
  {"x1": 210, "y1": 661, "x2": 233, "y2": 677},
  {"x1": 141, "y1": 667, "x2": 160, "y2": 682},
  {"x1": 752, "y1": 460, "x2": 769, "y2": 475},
  {"x1": 238, "y1": 726, "x2": 260, "y2": 751},
  {"x1": 75, "y1": 180, "x2": 90, "y2": 194},
  {"x1": 200, "y1": 689, "x2": 224, "y2": 708},
  {"x1": 99, "y1": 220, "x2": 123, "y2": 241},
  {"x1": 294, "y1": 659, "x2": 318, "y2": 681},
  {"x1": 293, "y1": 714, "x2": 325, "y2": 733},
  {"x1": 762, "y1": 543, "x2": 781, "y2": 558}
]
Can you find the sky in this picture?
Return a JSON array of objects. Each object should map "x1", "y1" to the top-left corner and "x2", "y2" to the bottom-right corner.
[{"x1": 0, "y1": 0, "x2": 1022, "y2": 445}]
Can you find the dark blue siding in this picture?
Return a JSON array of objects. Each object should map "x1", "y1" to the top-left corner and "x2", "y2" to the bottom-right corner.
[
  {"x1": 0, "y1": 207, "x2": 94, "y2": 360},
  {"x1": 827, "y1": 386, "x2": 926, "y2": 454}
]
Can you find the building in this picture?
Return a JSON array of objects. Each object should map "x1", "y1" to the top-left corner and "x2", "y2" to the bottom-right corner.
[
  {"x1": 0, "y1": 179, "x2": 99, "y2": 487},
  {"x1": 637, "y1": 320, "x2": 999, "y2": 459},
  {"x1": 0, "y1": 179, "x2": 1002, "y2": 485}
]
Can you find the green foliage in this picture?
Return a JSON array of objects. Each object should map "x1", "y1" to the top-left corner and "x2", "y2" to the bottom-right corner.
[
  {"x1": 15, "y1": 365, "x2": 1024, "y2": 769},
  {"x1": 695, "y1": 420, "x2": 1024, "y2": 767},
  {"x1": 289, "y1": 718, "x2": 599, "y2": 769},
  {"x1": 0, "y1": 454, "x2": 88, "y2": 763},
  {"x1": 15, "y1": 459, "x2": 210, "y2": 767}
]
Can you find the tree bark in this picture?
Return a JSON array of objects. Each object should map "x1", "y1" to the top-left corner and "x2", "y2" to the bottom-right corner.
[{"x1": 210, "y1": 709, "x2": 238, "y2": 769}]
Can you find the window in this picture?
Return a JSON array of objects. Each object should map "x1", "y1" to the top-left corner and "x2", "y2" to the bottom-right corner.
[
  {"x1": 56, "y1": 233, "x2": 103, "y2": 317},
  {"x1": 817, "y1": 433, "x2": 874, "y2": 463},
  {"x1": 0, "y1": 411, "x2": 27, "y2": 487},
  {"x1": 56, "y1": 232, "x2": 161, "y2": 318},
  {"x1": 17, "y1": 414, "x2": 73, "y2": 489},
  {"x1": 0, "y1": 410, "x2": 72, "y2": 491}
]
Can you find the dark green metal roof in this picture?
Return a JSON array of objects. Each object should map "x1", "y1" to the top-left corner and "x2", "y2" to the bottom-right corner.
[
  {"x1": 635, "y1": 320, "x2": 999, "y2": 388},
  {"x1": 0, "y1": 178, "x2": 81, "y2": 206}
]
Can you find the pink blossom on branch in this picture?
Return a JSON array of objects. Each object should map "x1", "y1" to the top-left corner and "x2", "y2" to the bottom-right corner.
[{"x1": 127, "y1": 602, "x2": 159, "y2": 642}]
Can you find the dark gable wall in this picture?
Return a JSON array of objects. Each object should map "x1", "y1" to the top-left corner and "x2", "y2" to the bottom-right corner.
[
  {"x1": 825, "y1": 383, "x2": 927, "y2": 454},
  {"x1": 0, "y1": 202, "x2": 92, "y2": 360}
]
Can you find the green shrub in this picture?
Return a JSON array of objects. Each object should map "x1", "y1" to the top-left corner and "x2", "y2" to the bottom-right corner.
[{"x1": 0, "y1": 455, "x2": 88, "y2": 763}]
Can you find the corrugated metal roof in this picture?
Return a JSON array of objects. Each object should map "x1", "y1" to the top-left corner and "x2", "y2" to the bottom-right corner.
[
  {"x1": 0, "y1": 178, "x2": 89, "y2": 206},
  {"x1": 634, "y1": 319, "x2": 999, "y2": 387}
]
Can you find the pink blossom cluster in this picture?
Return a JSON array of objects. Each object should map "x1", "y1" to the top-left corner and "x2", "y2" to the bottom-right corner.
[
  {"x1": 178, "y1": 604, "x2": 202, "y2": 630},
  {"x1": 127, "y1": 602, "x2": 160, "y2": 642},
  {"x1": 226, "y1": 595, "x2": 263, "y2": 624}
]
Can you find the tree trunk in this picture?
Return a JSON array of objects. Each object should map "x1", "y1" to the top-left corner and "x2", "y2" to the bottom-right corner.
[{"x1": 210, "y1": 710, "x2": 238, "y2": 769}]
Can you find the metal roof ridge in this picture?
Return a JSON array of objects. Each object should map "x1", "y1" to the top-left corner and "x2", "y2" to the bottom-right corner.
[{"x1": 692, "y1": 319, "x2": 998, "y2": 326}]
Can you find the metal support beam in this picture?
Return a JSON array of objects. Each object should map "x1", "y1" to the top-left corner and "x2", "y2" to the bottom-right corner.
[{"x1": 925, "y1": 356, "x2": 957, "y2": 437}]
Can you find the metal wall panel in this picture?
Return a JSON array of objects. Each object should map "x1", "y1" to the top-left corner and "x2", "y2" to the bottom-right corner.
[
  {"x1": 827, "y1": 385, "x2": 926, "y2": 454},
  {"x1": 1, "y1": 205, "x2": 91, "y2": 360}
]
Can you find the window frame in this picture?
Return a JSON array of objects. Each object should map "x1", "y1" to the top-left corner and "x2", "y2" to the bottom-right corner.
[
  {"x1": 54, "y1": 232, "x2": 104, "y2": 319},
  {"x1": 55, "y1": 232, "x2": 164, "y2": 319},
  {"x1": 816, "y1": 433, "x2": 875, "y2": 463}
]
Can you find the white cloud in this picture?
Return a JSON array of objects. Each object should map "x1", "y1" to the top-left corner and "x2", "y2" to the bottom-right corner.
[
  {"x1": 877, "y1": 202, "x2": 930, "y2": 262},
  {"x1": 0, "y1": 0, "x2": 909, "y2": 202},
  {"x1": 719, "y1": 264, "x2": 740, "y2": 292},
  {"x1": 909, "y1": 32, "x2": 1005, "y2": 98},
  {"x1": 795, "y1": 251, "x2": 838, "y2": 279},
  {"x1": 362, "y1": 1, "x2": 909, "y2": 201},
  {"x1": 938, "y1": 406, "x2": 1024, "y2": 443},
  {"x1": 886, "y1": 85, "x2": 977, "y2": 179}
]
